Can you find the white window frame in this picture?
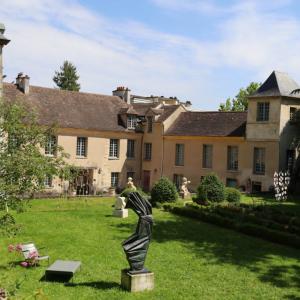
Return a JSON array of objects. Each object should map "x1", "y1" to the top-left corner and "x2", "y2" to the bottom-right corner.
[
  {"x1": 109, "y1": 139, "x2": 119, "y2": 159},
  {"x1": 76, "y1": 137, "x2": 87, "y2": 157},
  {"x1": 127, "y1": 115, "x2": 137, "y2": 129},
  {"x1": 44, "y1": 175, "x2": 53, "y2": 188},
  {"x1": 45, "y1": 135, "x2": 57, "y2": 156}
]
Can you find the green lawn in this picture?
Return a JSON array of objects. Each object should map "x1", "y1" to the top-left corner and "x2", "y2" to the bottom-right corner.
[
  {"x1": 0, "y1": 197, "x2": 300, "y2": 300},
  {"x1": 241, "y1": 194, "x2": 300, "y2": 214}
]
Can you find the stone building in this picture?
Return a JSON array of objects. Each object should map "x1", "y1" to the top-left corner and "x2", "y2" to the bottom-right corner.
[{"x1": 1, "y1": 25, "x2": 300, "y2": 195}]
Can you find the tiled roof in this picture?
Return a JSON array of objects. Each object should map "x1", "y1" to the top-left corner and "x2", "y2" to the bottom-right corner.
[
  {"x1": 165, "y1": 111, "x2": 247, "y2": 137},
  {"x1": 250, "y1": 71, "x2": 300, "y2": 98},
  {"x1": 3, "y1": 83, "x2": 129, "y2": 132}
]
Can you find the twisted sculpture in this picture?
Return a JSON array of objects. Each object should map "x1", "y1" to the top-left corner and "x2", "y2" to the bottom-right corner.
[{"x1": 122, "y1": 192, "x2": 153, "y2": 274}]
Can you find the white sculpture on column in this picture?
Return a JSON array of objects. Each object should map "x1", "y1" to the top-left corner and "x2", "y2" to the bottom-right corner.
[{"x1": 180, "y1": 177, "x2": 191, "y2": 199}]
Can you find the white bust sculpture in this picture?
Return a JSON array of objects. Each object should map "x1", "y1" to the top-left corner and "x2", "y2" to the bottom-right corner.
[{"x1": 115, "y1": 196, "x2": 127, "y2": 210}]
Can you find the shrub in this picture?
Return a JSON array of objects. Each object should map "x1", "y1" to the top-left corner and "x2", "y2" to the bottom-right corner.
[
  {"x1": 225, "y1": 187, "x2": 241, "y2": 203},
  {"x1": 196, "y1": 173, "x2": 225, "y2": 203},
  {"x1": 120, "y1": 187, "x2": 147, "y2": 198},
  {"x1": 151, "y1": 177, "x2": 178, "y2": 205}
]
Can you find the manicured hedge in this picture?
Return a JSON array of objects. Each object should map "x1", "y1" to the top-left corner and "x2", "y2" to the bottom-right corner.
[{"x1": 162, "y1": 203, "x2": 300, "y2": 249}]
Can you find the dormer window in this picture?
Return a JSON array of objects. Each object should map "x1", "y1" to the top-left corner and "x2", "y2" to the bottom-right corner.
[
  {"x1": 127, "y1": 115, "x2": 137, "y2": 129},
  {"x1": 257, "y1": 102, "x2": 269, "y2": 121}
]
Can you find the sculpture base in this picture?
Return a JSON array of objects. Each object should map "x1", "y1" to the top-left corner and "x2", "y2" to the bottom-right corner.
[
  {"x1": 121, "y1": 269, "x2": 154, "y2": 292},
  {"x1": 113, "y1": 209, "x2": 128, "y2": 218}
]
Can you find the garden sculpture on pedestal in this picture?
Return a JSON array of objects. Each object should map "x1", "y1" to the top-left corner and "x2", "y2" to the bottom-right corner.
[
  {"x1": 180, "y1": 177, "x2": 191, "y2": 199},
  {"x1": 122, "y1": 192, "x2": 153, "y2": 273},
  {"x1": 127, "y1": 177, "x2": 137, "y2": 191}
]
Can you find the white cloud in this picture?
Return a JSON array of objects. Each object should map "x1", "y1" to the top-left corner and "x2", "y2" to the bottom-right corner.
[{"x1": 1, "y1": 0, "x2": 300, "y2": 109}]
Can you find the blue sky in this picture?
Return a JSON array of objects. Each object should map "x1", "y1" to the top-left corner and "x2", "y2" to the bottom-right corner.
[{"x1": 1, "y1": 0, "x2": 300, "y2": 109}]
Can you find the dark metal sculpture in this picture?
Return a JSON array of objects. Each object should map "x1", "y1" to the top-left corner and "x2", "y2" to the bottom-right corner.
[{"x1": 122, "y1": 192, "x2": 153, "y2": 274}]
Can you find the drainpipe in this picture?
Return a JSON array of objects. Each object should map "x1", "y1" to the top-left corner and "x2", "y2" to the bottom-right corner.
[{"x1": 160, "y1": 123, "x2": 164, "y2": 177}]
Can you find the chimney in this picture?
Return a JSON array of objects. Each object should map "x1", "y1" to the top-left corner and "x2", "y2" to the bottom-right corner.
[
  {"x1": 16, "y1": 72, "x2": 30, "y2": 94},
  {"x1": 0, "y1": 23, "x2": 10, "y2": 99},
  {"x1": 112, "y1": 86, "x2": 131, "y2": 104}
]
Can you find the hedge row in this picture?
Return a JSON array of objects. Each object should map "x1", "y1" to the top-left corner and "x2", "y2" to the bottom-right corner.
[{"x1": 162, "y1": 203, "x2": 300, "y2": 249}]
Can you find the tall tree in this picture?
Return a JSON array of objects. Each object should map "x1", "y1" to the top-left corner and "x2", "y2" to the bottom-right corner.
[
  {"x1": 53, "y1": 60, "x2": 80, "y2": 91},
  {"x1": 0, "y1": 99, "x2": 74, "y2": 234},
  {"x1": 219, "y1": 82, "x2": 261, "y2": 111}
]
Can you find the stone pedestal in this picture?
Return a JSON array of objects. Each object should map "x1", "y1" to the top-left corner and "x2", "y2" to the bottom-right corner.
[
  {"x1": 113, "y1": 209, "x2": 128, "y2": 218},
  {"x1": 121, "y1": 269, "x2": 154, "y2": 292}
]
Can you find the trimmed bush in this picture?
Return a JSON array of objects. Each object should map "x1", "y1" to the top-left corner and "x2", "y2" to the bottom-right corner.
[
  {"x1": 225, "y1": 187, "x2": 241, "y2": 203},
  {"x1": 196, "y1": 173, "x2": 225, "y2": 203},
  {"x1": 120, "y1": 187, "x2": 147, "y2": 198},
  {"x1": 151, "y1": 177, "x2": 178, "y2": 205}
]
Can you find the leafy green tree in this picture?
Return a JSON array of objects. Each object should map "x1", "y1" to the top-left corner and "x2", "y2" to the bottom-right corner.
[
  {"x1": 219, "y1": 82, "x2": 261, "y2": 111},
  {"x1": 0, "y1": 99, "x2": 73, "y2": 218},
  {"x1": 53, "y1": 60, "x2": 80, "y2": 91}
]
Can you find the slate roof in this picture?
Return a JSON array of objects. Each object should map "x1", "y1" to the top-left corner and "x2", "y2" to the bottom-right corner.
[
  {"x1": 166, "y1": 111, "x2": 247, "y2": 137},
  {"x1": 3, "y1": 83, "x2": 179, "y2": 132},
  {"x1": 250, "y1": 71, "x2": 300, "y2": 98},
  {"x1": 3, "y1": 83, "x2": 130, "y2": 132}
]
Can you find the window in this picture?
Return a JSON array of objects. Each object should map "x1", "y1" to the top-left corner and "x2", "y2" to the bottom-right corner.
[
  {"x1": 147, "y1": 116, "x2": 153, "y2": 133},
  {"x1": 257, "y1": 102, "x2": 270, "y2": 121},
  {"x1": 127, "y1": 139, "x2": 135, "y2": 158},
  {"x1": 173, "y1": 174, "x2": 183, "y2": 189},
  {"x1": 45, "y1": 135, "x2": 56, "y2": 156},
  {"x1": 109, "y1": 139, "x2": 119, "y2": 158},
  {"x1": 227, "y1": 146, "x2": 238, "y2": 171},
  {"x1": 226, "y1": 178, "x2": 237, "y2": 187},
  {"x1": 127, "y1": 115, "x2": 137, "y2": 129},
  {"x1": 253, "y1": 147, "x2": 265, "y2": 175},
  {"x1": 144, "y1": 143, "x2": 152, "y2": 160},
  {"x1": 111, "y1": 172, "x2": 119, "y2": 187},
  {"x1": 175, "y1": 144, "x2": 184, "y2": 166},
  {"x1": 44, "y1": 175, "x2": 52, "y2": 188},
  {"x1": 290, "y1": 107, "x2": 297, "y2": 121},
  {"x1": 127, "y1": 171, "x2": 135, "y2": 180},
  {"x1": 76, "y1": 137, "x2": 87, "y2": 157},
  {"x1": 202, "y1": 144, "x2": 213, "y2": 168}
]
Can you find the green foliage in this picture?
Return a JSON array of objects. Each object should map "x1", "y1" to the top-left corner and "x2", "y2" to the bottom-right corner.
[
  {"x1": 53, "y1": 60, "x2": 80, "y2": 91},
  {"x1": 120, "y1": 187, "x2": 147, "y2": 198},
  {"x1": 225, "y1": 187, "x2": 241, "y2": 203},
  {"x1": 0, "y1": 213, "x2": 21, "y2": 237},
  {"x1": 151, "y1": 177, "x2": 178, "y2": 205},
  {"x1": 196, "y1": 173, "x2": 225, "y2": 203},
  {"x1": 219, "y1": 82, "x2": 261, "y2": 111},
  {"x1": 0, "y1": 100, "x2": 73, "y2": 214},
  {"x1": 0, "y1": 197, "x2": 299, "y2": 299},
  {"x1": 163, "y1": 203, "x2": 300, "y2": 249}
]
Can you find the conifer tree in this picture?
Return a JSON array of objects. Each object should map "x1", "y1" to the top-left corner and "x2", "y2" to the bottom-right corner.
[{"x1": 53, "y1": 60, "x2": 80, "y2": 91}]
